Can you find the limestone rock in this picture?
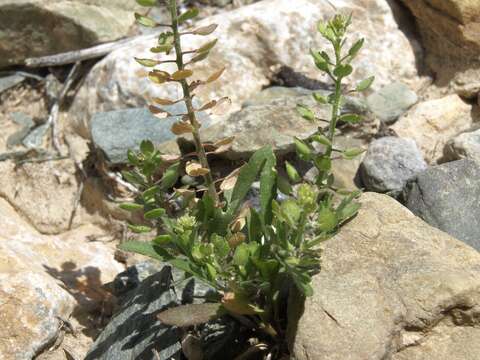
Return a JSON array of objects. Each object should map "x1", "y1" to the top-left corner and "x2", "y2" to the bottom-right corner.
[
  {"x1": 403, "y1": 159, "x2": 480, "y2": 251},
  {"x1": 0, "y1": 0, "x2": 141, "y2": 68},
  {"x1": 0, "y1": 198, "x2": 123, "y2": 360},
  {"x1": 360, "y1": 137, "x2": 427, "y2": 195},
  {"x1": 70, "y1": 0, "x2": 421, "y2": 137},
  {"x1": 399, "y1": 0, "x2": 480, "y2": 97},
  {"x1": 290, "y1": 192, "x2": 480, "y2": 360},
  {"x1": 392, "y1": 94, "x2": 476, "y2": 163}
]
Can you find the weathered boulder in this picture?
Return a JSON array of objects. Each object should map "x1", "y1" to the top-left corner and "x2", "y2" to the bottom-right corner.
[
  {"x1": 289, "y1": 192, "x2": 480, "y2": 360},
  {"x1": 403, "y1": 159, "x2": 480, "y2": 251},
  {"x1": 0, "y1": 198, "x2": 123, "y2": 360},
  {"x1": 392, "y1": 94, "x2": 476, "y2": 163},
  {"x1": 359, "y1": 137, "x2": 427, "y2": 195},
  {"x1": 366, "y1": 82, "x2": 418, "y2": 124},
  {"x1": 0, "y1": 0, "x2": 141, "y2": 68},
  {"x1": 70, "y1": 0, "x2": 421, "y2": 137},
  {"x1": 443, "y1": 127, "x2": 480, "y2": 163},
  {"x1": 399, "y1": 0, "x2": 480, "y2": 97}
]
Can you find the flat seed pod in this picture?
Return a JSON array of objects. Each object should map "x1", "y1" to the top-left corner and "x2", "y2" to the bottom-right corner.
[
  {"x1": 190, "y1": 51, "x2": 210, "y2": 63},
  {"x1": 135, "y1": 58, "x2": 159, "y2": 67},
  {"x1": 171, "y1": 69, "x2": 193, "y2": 80},
  {"x1": 192, "y1": 24, "x2": 218, "y2": 35},
  {"x1": 186, "y1": 162, "x2": 210, "y2": 177},
  {"x1": 197, "y1": 39, "x2": 218, "y2": 53},
  {"x1": 148, "y1": 71, "x2": 170, "y2": 84},
  {"x1": 153, "y1": 97, "x2": 176, "y2": 106},
  {"x1": 206, "y1": 67, "x2": 225, "y2": 83},
  {"x1": 171, "y1": 121, "x2": 193, "y2": 135},
  {"x1": 149, "y1": 105, "x2": 172, "y2": 117},
  {"x1": 135, "y1": 13, "x2": 157, "y2": 27}
]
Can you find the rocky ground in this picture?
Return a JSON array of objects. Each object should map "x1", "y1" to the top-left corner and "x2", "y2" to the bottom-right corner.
[{"x1": 0, "y1": 0, "x2": 479, "y2": 359}]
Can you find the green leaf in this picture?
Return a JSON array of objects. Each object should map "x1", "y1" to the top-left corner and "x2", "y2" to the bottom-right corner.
[
  {"x1": 277, "y1": 174, "x2": 293, "y2": 195},
  {"x1": 136, "y1": 0, "x2": 157, "y2": 6},
  {"x1": 348, "y1": 38, "x2": 364, "y2": 58},
  {"x1": 259, "y1": 148, "x2": 277, "y2": 226},
  {"x1": 120, "y1": 203, "x2": 143, "y2": 211},
  {"x1": 310, "y1": 49, "x2": 330, "y2": 72},
  {"x1": 143, "y1": 186, "x2": 159, "y2": 200},
  {"x1": 342, "y1": 148, "x2": 365, "y2": 159},
  {"x1": 144, "y1": 208, "x2": 166, "y2": 219},
  {"x1": 190, "y1": 51, "x2": 210, "y2": 63},
  {"x1": 315, "y1": 156, "x2": 331, "y2": 172},
  {"x1": 333, "y1": 64, "x2": 353, "y2": 78},
  {"x1": 285, "y1": 161, "x2": 301, "y2": 183},
  {"x1": 118, "y1": 241, "x2": 166, "y2": 260},
  {"x1": 337, "y1": 201, "x2": 361, "y2": 222},
  {"x1": 127, "y1": 150, "x2": 140, "y2": 166},
  {"x1": 152, "y1": 235, "x2": 172, "y2": 245},
  {"x1": 178, "y1": 8, "x2": 199, "y2": 24},
  {"x1": 135, "y1": 58, "x2": 158, "y2": 67},
  {"x1": 160, "y1": 162, "x2": 180, "y2": 190},
  {"x1": 312, "y1": 92, "x2": 328, "y2": 104},
  {"x1": 151, "y1": 44, "x2": 173, "y2": 53},
  {"x1": 317, "y1": 207, "x2": 337, "y2": 233},
  {"x1": 135, "y1": 13, "x2": 157, "y2": 27},
  {"x1": 140, "y1": 140, "x2": 154, "y2": 154},
  {"x1": 296, "y1": 104, "x2": 315, "y2": 122},
  {"x1": 128, "y1": 224, "x2": 153, "y2": 233},
  {"x1": 294, "y1": 138, "x2": 312, "y2": 159},
  {"x1": 339, "y1": 113, "x2": 361, "y2": 124},
  {"x1": 212, "y1": 235, "x2": 230, "y2": 258},
  {"x1": 356, "y1": 76, "x2": 375, "y2": 92},
  {"x1": 233, "y1": 243, "x2": 250, "y2": 266}
]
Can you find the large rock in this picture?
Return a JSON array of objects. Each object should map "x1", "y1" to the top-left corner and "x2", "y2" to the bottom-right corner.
[
  {"x1": 443, "y1": 127, "x2": 480, "y2": 163},
  {"x1": 0, "y1": 0, "x2": 141, "y2": 68},
  {"x1": 392, "y1": 94, "x2": 476, "y2": 163},
  {"x1": 359, "y1": 137, "x2": 427, "y2": 195},
  {"x1": 70, "y1": 0, "x2": 421, "y2": 137},
  {"x1": 91, "y1": 105, "x2": 209, "y2": 165},
  {"x1": 289, "y1": 192, "x2": 480, "y2": 360},
  {"x1": 399, "y1": 0, "x2": 480, "y2": 97},
  {"x1": 403, "y1": 159, "x2": 480, "y2": 251},
  {"x1": 0, "y1": 198, "x2": 123, "y2": 360}
]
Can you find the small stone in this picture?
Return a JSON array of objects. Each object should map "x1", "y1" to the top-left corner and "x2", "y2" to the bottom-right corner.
[
  {"x1": 443, "y1": 128, "x2": 480, "y2": 163},
  {"x1": 0, "y1": 73, "x2": 25, "y2": 93},
  {"x1": 360, "y1": 137, "x2": 427, "y2": 195},
  {"x1": 367, "y1": 82, "x2": 418, "y2": 124},
  {"x1": 22, "y1": 123, "x2": 49, "y2": 149},
  {"x1": 403, "y1": 159, "x2": 480, "y2": 251}
]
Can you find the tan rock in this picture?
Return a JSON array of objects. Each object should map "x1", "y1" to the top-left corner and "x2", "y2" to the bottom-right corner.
[
  {"x1": 399, "y1": 0, "x2": 480, "y2": 97},
  {"x1": 71, "y1": 0, "x2": 421, "y2": 138},
  {"x1": 0, "y1": 198, "x2": 123, "y2": 360},
  {"x1": 290, "y1": 192, "x2": 480, "y2": 360},
  {"x1": 392, "y1": 94, "x2": 476, "y2": 163}
]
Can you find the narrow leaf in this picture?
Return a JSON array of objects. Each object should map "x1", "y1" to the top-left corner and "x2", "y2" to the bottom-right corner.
[
  {"x1": 197, "y1": 39, "x2": 218, "y2": 53},
  {"x1": 178, "y1": 8, "x2": 199, "y2": 24},
  {"x1": 171, "y1": 69, "x2": 193, "y2": 81},
  {"x1": 356, "y1": 76, "x2": 375, "y2": 92},
  {"x1": 135, "y1": 58, "x2": 158, "y2": 67}
]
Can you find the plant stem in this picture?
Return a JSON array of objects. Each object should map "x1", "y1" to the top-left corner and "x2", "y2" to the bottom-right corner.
[{"x1": 168, "y1": 0, "x2": 219, "y2": 205}]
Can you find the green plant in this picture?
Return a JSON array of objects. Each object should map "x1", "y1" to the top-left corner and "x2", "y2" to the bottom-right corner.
[{"x1": 118, "y1": 3, "x2": 372, "y2": 358}]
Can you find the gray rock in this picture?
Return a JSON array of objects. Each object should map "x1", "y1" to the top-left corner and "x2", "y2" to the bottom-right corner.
[
  {"x1": 360, "y1": 137, "x2": 427, "y2": 195},
  {"x1": 6, "y1": 112, "x2": 35, "y2": 148},
  {"x1": 443, "y1": 128, "x2": 480, "y2": 163},
  {"x1": 22, "y1": 123, "x2": 49, "y2": 149},
  {"x1": 0, "y1": 73, "x2": 25, "y2": 93},
  {"x1": 403, "y1": 159, "x2": 480, "y2": 250},
  {"x1": 367, "y1": 82, "x2": 418, "y2": 124},
  {"x1": 86, "y1": 264, "x2": 216, "y2": 360},
  {"x1": 91, "y1": 105, "x2": 210, "y2": 165},
  {"x1": 290, "y1": 192, "x2": 480, "y2": 360}
]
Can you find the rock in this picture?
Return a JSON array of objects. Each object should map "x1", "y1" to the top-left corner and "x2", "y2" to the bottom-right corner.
[
  {"x1": 443, "y1": 127, "x2": 480, "y2": 163},
  {"x1": 182, "y1": 90, "x2": 331, "y2": 160},
  {"x1": 359, "y1": 137, "x2": 427, "y2": 195},
  {"x1": 6, "y1": 112, "x2": 35, "y2": 148},
  {"x1": 0, "y1": 0, "x2": 141, "y2": 68},
  {"x1": 366, "y1": 82, "x2": 418, "y2": 124},
  {"x1": 71, "y1": 0, "x2": 421, "y2": 137},
  {"x1": 0, "y1": 73, "x2": 25, "y2": 93},
  {"x1": 399, "y1": 0, "x2": 480, "y2": 97},
  {"x1": 403, "y1": 159, "x2": 480, "y2": 251},
  {"x1": 86, "y1": 264, "x2": 216, "y2": 360},
  {"x1": 91, "y1": 105, "x2": 209, "y2": 165},
  {"x1": 0, "y1": 159, "x2": 81, "y2": 234},
  {"x1": 391, "y1": 94, "x2": 476, "y2": 163},
  {"x1": 0, "y1": 198, "x2": 123, "y2": 360},
  {"x1": 289, "y1": 192, "x2": 480, "y2": 360}
]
